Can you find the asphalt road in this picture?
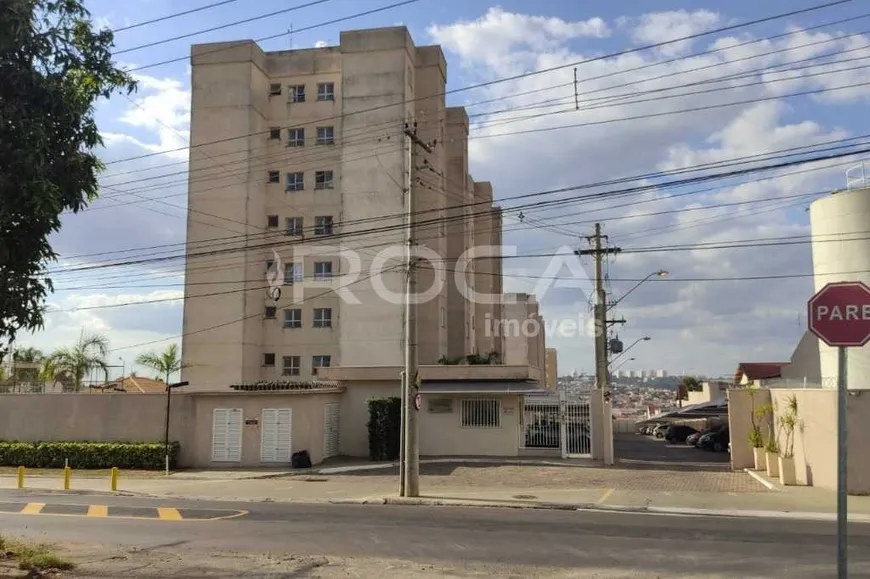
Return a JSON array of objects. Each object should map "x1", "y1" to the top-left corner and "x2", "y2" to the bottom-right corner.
[{"x1": 1, "y1": 490, "x2": 869, "y2": 577}]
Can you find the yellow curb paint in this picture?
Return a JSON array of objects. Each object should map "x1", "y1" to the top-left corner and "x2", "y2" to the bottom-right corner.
[
  {"x1": 20, "y1": 503, "x2": 45, "y2": 515},
  {"x1": 596, "y1": 488, "x2": 615, "y2": 504},
  {"x1": 87, "y1": 505, "x2": 108, "y2": 517},
  {"x1": 156, "y1": 507, "x2": 183, "y2": 521}
]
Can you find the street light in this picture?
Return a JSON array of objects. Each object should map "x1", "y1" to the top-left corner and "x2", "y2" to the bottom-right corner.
[
  {"x1": 610, "y1": 336, "x2": 651, "y2": 365},
  {"x1": 164, "y1": 380, "x2": 189, "y2": 476},
  {"x1": 608, "y1": 270, "x2": 668, "y2": 311},
  {"x1": 611, "y1": 357, "x2": 635, "y2": 371}
]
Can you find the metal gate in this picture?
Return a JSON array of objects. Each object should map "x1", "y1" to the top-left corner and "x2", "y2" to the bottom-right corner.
[{"x1": 521, "y1": 393, "x2": 592, "y2": 458}]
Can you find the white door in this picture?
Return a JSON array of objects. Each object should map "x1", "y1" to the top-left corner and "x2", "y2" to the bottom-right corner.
[
  {"x1": 212, "y1": 408, "x2": 242, "y2": 462},
  {"x1": 323, "y1": 403, "x2": 340, "y2": 459},
  {"x1": 260, "y1": 408, "x2": 292, "y2": 463}
]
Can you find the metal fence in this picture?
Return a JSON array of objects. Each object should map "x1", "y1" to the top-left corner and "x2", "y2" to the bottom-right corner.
[{"x1": 522, "y1": 394, "x2": 592, "y2": 457}]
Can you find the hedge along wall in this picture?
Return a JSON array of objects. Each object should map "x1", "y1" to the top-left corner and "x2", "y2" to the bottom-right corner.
[
  {"x1": 0, "y1": 442, "x2": 181, "y2": 469},
  {"x1": 367, "y1": 397, "x2": 401, "y2": 461}
]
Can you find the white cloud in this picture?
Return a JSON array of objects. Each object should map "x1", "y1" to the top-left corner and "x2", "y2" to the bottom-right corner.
[
  {"x1": 429, "y1": 8, "x2": 869, "y2": 375},
  {"x1": 120, "y1": 73, "x2": 191, "y2": 158},
  {"x1": 315, "y1": 40, "x2": 328, "y2": 48},
  {"x1": 624, "y1": 10, "x2": 721, "y2": 56},
  {"x1": 428, "y1": 7, "x2": 609, "y2": 71}
]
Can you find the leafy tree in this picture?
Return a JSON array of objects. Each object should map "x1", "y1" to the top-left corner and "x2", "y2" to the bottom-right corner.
[
  {"x1": 45, "y1": 332, "x2": 110, "y2": 391},
  {"x1": 0, "y1": 0, "x2": 136, "y2": 357},
  {"x1": 12, "y1": 347, "x2": 43, "y2": 363},
  {"x1": 681, "y1": 376, "x2": 702, "y2": 392},
  {"x1": 136, "y1": 343, "x2": 183, "y2": 384}
]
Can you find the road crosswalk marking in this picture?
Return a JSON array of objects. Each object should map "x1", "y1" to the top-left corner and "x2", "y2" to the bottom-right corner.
[
  {"x1": 87, "y1": 505, "x2": 108, "y2": 517},
  {"x1": 1, "y1": 501, "x2": 246, "y2": 521},
  {"x1": 20, "y1": 502, "x2": 44, "y2": 514},
  {"x1": 156, "y1": 507, "x2": 182, "y2": 521}
]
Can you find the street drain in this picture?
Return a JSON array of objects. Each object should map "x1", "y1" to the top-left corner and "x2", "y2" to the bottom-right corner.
[
  {"x1": 512, "y1": 494, "x2": 538, "y2": 500},
  {"x1": 301, "y1": 477, "x2": 329, "y2": 482}
]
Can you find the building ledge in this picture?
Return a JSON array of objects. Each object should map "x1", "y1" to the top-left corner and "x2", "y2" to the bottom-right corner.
[{"x1": 316, "y1": 364, "x2": 541, "y2": 383}]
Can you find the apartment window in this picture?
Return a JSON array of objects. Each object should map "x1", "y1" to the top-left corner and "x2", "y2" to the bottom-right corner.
[
  {"x1": 264, "y1": 306, "x2": 276, "y2": 319},
  {"x1": 265, "y1": 260, "x2": 274, "y2": 274},
  {"x1": 269, "y1": 127, "x2": 281, "y2": 140},
  {"x1": 282, "y1": 356, "x2": 301, "y2": 376},
  {"x1": 285, "y1": 217, "x2": 303, "y2": 236},
  {"x1": 263, "y1": 353, "x2": 276, "y2": 367},
  {"x1": 284, "y1": 263, "x2": 303, "y2": 284},
  {"x1": 269, "y1": 83, "x2": 282, "y2": 96},
  {"x1": 314, "y1": 216, "x2": 333, "y2": 236},
  {"x1": 286, "y1": 172, "x2": 304, "y2": 191},
  {"x1": 316, "y1": 82, "x2": 335, "y2": 101},
  {"x1": 314, "y1": 170, "x2": 334, "y2": 190},
  {"x1": 289, "y1": 85, "x2": 305, "y2": 103},
  {"x1": 316, "y1": 126, "x2": 334, "y2": 145},
  {"x1": 313, "y1": 308, "x2": 332, "y2": 328},
  {"x1": 266, "y1": 215, "x2": 279, "y2": 229},
  {"x1": 312, "y1": 355, "x2": 332, "y2": 368},
  {"x1": 460, "y1": 399, "x2": 500, "y2": 428},
  {"x1": 268, "y1": 170, "x2": 280, "y2": 184},
  {"x1": 287, "y1": 128, "x2": 305, "y2": 147},
  {"x1": 314, "y1": 261, "x2": 333, "y2": 280},
  {"x1": 283, "y1": 308, "x2": 302, "y2": 329}
]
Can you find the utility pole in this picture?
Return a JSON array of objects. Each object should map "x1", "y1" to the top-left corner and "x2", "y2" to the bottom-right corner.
[
  {"x1": 401, "y1": 120, "x2": 432, "y2": 498},
  {"x1": 576, "y1": 223, "x2": 621, "y2": 465}
]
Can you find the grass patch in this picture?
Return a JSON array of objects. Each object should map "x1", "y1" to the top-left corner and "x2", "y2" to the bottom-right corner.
[{"x1": 0, "y1": 535, "x2": 74, "y2": 572}]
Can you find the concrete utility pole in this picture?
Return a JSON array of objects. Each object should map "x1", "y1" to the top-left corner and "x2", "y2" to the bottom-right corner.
[
  {"x1": 401, "y1": 120, "x2": 432, "y2": 498},
  {"x1": 576, "y1": 223, "x2": 621, "y2": 465}
]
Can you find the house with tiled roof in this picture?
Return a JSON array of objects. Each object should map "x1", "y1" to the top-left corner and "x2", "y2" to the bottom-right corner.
[{"x1": 733, "y1": 362, "x2": 787, "y2": 387}]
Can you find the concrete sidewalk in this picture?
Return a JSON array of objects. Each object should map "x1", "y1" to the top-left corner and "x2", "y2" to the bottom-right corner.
[{"x1": 3, "y1": 470, "x2": 870, "y2": 523}]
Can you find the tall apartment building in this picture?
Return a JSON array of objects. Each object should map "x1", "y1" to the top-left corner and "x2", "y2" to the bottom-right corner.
[{"x1": 181, "y1": 27, "x2": 503, "y2": 390}]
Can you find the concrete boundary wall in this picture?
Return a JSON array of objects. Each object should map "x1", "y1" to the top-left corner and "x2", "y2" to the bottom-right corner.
[
  {"x1": 0, "y1": 390, "x2": 343, "y2": 468},
  {"x1": 728, "y1": 387, "x2": 870, "y2": 494}
]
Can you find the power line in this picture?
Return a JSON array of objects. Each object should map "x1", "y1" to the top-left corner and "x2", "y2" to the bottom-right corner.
[
  {"x1": 112, "y1": 0, "x2": 242, "y2": 33},
  {"x1": 105, "y1": 0, "x2": 857, "y2": 164},
  {"x1": 115, "y1": 0, "x2": 335, "y2": 55},
  {"x1": 46, "y1": 142, "x2": 870, "y2": 278}
]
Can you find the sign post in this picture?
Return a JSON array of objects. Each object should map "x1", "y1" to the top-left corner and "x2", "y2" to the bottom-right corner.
[{"x1": 807, "y1": 281, "x2": 870, "y2": 579}]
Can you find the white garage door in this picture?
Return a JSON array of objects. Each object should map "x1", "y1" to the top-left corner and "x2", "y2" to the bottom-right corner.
[
  {"x1": 260, "y1": 408, "x2": 292, "y2": 463},
  {"x1": 212, "y1": 408, "x2": 242, "y2": 462},
  {"x1": 323, "y1": 403, "x2": 340, "y2": 459}
]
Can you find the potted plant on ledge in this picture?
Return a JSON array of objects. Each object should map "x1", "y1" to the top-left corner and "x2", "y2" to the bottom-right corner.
[
  {"x1": 757, "y1": 403, "x2": 779, "y2": 476},
  {"x1": 778, "y1": 396, "x2": 798, "y2": 485},
  {"x1": 747, "y1": 386, "x2": 765, "y2": 470}
]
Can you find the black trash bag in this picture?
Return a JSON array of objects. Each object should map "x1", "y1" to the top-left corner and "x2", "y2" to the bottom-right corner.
[{"x1": 291, "y1": 450, "x2": 311, "y2": 469}]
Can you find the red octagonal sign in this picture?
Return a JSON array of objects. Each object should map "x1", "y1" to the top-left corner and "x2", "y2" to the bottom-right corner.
[{"x1": 807, "y1": 281, "x2": 870, "y2": 347}]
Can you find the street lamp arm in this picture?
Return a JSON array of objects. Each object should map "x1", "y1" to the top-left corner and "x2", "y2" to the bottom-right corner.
[
  {"x1": 608, "y1": 270, "x2": 668, "y2": 312},
  {"x1": 610, "y1": 336, "x2": 650, "y2": 365}
]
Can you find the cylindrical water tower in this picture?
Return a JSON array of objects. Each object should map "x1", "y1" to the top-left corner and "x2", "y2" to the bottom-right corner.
[{"x1": 809, "y1": 171, "x2": 870, "y2": 390}]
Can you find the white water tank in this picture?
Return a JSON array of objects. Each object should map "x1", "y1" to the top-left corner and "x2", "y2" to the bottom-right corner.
[{"x1": 809, "y1": 185, "x2": 870, "y2": 389}]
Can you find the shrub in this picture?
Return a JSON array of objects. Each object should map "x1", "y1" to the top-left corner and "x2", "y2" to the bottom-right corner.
[
  {"x1": 0, "y1": 441, "x2": 180, "y2": 470},
  {"x1": 366, "y1": 397, "x2": 401, "y2": 461}
]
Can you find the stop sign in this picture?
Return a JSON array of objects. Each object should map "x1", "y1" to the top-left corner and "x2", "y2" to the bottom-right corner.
[{"x1": 807, "y1": 281, "x2": 870, "y2": 347}]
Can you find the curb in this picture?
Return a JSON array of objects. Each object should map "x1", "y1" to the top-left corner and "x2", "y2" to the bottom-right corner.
[
  {"x1": 745, "y1": 468, "x2": 780, "y2": 491},
  {"x1": 326, "y1": 496, "x2": 870, "y2": 523},
  {"x1": 3, "y1": 488, "x2": 152, "y2": 498}
]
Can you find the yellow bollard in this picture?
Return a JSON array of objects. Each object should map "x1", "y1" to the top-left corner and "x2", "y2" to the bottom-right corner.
[
  {"x1": 110, "y1": 467, "x2": 118, "y2": 492},
  {"x1": 17, "y1": 466, "x2": 24, "y2": 489},
  {"x1": 63, "y1": 466, "x2": 71, "y2": 490}
]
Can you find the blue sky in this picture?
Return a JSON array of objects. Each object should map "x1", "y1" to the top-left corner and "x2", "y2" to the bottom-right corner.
[{"x1": 21, "y1": 0, "x2": 870, "y2": 379}]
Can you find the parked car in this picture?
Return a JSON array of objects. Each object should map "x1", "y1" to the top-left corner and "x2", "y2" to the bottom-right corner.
[
  {"x1": 665, "y1": 424, "x2": 698, "y2": 443},
  {"x1": 698, "y1": 427, "x2": 730, "y2": 452},
  {"x1": 686, "y1": 427, "x2": 721, "y2": 447},
  {"x1": 525, "y1": 421, "x2": 590, "y2": 449},
  {"x1": 653, "y1": 424, "x2": 669, "y2": 439}
]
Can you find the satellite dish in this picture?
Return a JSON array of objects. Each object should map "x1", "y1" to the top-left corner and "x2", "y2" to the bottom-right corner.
[{"x1": 268, "y1": 286, "x2": 281, "y2": 303}]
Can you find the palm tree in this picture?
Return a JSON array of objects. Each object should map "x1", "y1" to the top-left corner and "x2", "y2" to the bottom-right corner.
[
  {"x1": 12, "y1": 347, "x2": 44, "y2": 363},
  {"x1": 46, "y1": 333, "x2": 110, "y2": 392},
  {"x1": 135, "y1": 343, "x2": 182, "y2": 384}
]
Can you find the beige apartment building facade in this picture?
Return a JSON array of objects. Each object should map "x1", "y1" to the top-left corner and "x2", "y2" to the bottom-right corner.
[{"x1": 182, "y1": 27, "x2": 505, "y2": 390}]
